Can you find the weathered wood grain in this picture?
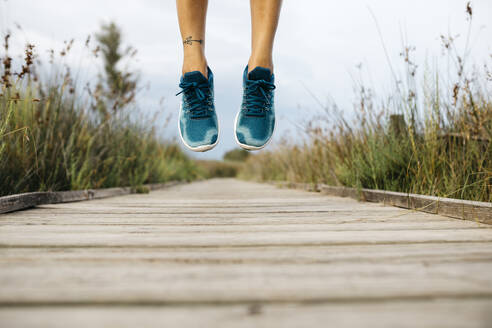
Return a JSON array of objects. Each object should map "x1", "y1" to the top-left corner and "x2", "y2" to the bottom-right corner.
[
  {"x1": 0, "y1": 192, "x2": 51, "y2": 214},
  {"x1": 272, "y1": 181, "x2": 492, "y2": 224},
  {"x1": 2, "y1": 257, "x2": 492, "y2": 304},
  {"x1": 1, "y1": 178, "x2": 491, "y2": 327},
  {"x1": 2, "y1": 243, "x2": 491, "y2": 264},
  {"x1": 0, "y1": 181, "x2": 183, "y2": 214},
  {"x1": 1, "y1": 300, "x2": 491, "y2": 328},
  {"x1": 0, "y1": 220, "x2": 487, "y2": 232}
]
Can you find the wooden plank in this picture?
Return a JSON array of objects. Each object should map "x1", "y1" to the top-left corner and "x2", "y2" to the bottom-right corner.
[
  {"x1": 2, "y1": 260, "x2": 492, "y2": 304},
  {"x1": 272, "y1": 181, "x2": 492, "y2": 224},
  {"x1": 1, "y1": 300, "x2": 491, "y2": 328},
  {"x1": 0, "y1": 212, "x2": 456, "y2": 225},
  {"x1": 0, "y1": 192, "x2": 51, "y2": 214},
  {"x1": 2, "y1": 243, "x2": 492, "y2": 266},
  {"x1": 362, "y1": 190, "x2": 492, "y2": 224},
  {"x1": 0, "y1": 182, "x2": 184, "y2": 214},
  {"x1": 2, "y1": 229, "x2": 492, "y2": 247},
  {"x1": 0, "y1": 220, "x2": 488, "y2": 233},
  {"x1": 318, "y1": 185, "x2": 360, "y2": 199}
]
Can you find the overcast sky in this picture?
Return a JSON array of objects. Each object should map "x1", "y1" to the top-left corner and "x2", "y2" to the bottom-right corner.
[{"x1": 1, "y1": 0, "x2": 491, "y2": 159}]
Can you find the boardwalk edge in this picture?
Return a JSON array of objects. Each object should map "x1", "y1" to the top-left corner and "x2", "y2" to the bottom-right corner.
[
  {"x1": 269, "y1": 181, "x2": 492, "y2": 225},
  {"x1": 0, "y1": 181, "x2": 185, "y2": 214}
]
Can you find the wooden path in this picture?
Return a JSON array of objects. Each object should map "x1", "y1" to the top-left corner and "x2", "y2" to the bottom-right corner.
[{"x1": 1, "y1": 178, "x2": 492, "y2": 327}]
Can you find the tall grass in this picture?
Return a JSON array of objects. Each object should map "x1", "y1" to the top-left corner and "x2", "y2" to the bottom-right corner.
[
  {"x1": 242, "y1": 7, "x2": 492, "y2": 202},
  {"x1": 0, "y1": 29, "x2": 198, "y2": 196}
]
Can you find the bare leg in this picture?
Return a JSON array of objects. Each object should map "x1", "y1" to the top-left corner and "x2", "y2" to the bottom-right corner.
[
  {"x1": 176, "y1": 0, "x2": 208, "y2": 76},
  {"x1": 248, "y1": 0, "x2": 282, "y2": 73}
]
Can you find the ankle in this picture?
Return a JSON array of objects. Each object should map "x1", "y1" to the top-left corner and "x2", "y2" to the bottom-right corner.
[
  {"x1": 248, "y1": 56, "x2": 273, "y2": 73},
  {"x1": 182, "y1": 53, "x2": 208, "y2": 77}
]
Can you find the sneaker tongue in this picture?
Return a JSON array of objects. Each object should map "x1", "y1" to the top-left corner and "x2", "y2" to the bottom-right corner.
[
  {"x1": 248, "y1": 66, "x2": 272, "y2": 82},
  {"x1": 183, "y1": 70, "x2": 208, "y2": 83}
]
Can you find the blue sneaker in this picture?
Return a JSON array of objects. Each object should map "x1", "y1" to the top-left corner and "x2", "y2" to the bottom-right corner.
[
  {"x1": 176, "y1": 67, "x2": 219, "y2": 152},
  {"x1": 234, "y1": 66, "x2": 276, "y2": 150}
]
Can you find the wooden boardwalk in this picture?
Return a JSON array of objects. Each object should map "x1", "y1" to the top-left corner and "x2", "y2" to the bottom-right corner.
[{"x1": 1, "y1": 178, "x2": 492, "y2": 327}]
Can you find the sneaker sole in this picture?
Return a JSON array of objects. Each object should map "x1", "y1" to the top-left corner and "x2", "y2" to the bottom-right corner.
[
  {"x1": 233, "y1": 111, "x2": 275, "y2": 151},
  {"x1": 178, "y1": 103, "x2": 219, "y2": 152}
]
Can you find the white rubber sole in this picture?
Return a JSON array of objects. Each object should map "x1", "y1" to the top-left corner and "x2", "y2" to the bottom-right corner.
[
  {"x1": 233, "y1": 111, "x2": 275, "y2": 151},
  {"x1": 178, "y1": 103, "x2": 219, "y2": 153}
]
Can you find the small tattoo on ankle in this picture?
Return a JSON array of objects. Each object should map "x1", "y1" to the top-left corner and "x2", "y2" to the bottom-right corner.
[{"x1": 183, "y1": 36, "x2": 203, "y2": 45}]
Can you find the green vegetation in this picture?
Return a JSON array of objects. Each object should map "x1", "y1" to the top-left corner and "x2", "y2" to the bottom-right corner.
[
  {"x1": 0, "y1": 24, "x2": 198, "y2": 196},
  {"x1": 242, "y1": 8, "x2": 491, "y2": 202},
  {"x1": 195, "y1": 160, "x2": 241, "y2": 178},
  {"x1": 223, "y1": 148, "x2": 250, "y2": 162},
  {"x1": 194, "y1": 148, "x2": 249, "y2": 178}
]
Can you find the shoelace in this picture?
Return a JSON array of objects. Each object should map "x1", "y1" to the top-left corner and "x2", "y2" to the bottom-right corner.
[
  {"x1": 176, "y1": 80, "x2": 212, "y2": 119},
  {"x1": 244, "y1": 79, "x2": 276, "y2": 117}
]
